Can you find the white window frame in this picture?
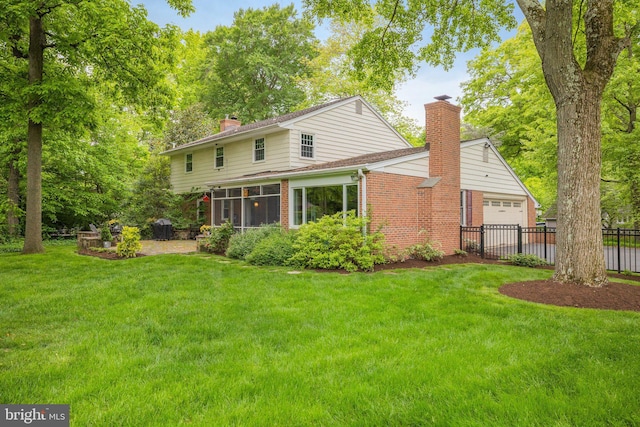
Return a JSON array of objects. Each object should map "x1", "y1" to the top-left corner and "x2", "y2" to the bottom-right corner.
[
  {"x1": 300, "y1": 133, "x2": 314, "y2": 159},
  {"x1": 460, "y1": 190, "x2": 467, "y2": 226},
  {"x1": 185, "y1": 153, "x2": 193, "y2": 173},
  {"x1": 254, "y1": 137, "x2": 265, "y2": 163},
  {"x1": 215, "y1": 146, "x2": 224, "y2": 169}
]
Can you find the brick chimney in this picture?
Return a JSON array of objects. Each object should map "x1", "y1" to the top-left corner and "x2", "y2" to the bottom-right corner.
[
  {"x1": 220, "y1": 115, "x2": 241, "y2": 132},
  {"x1": 423, "y1": 95, "x2": 462, "y2": 254}
]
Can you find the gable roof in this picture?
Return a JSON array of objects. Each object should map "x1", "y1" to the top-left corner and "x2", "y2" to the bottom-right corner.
[
  {"x1": 163, "y1": 95, "x2": 410, "y2": 154},
  {"x1": 461, "y1": 138, "x2": 540, "y2": 207}
]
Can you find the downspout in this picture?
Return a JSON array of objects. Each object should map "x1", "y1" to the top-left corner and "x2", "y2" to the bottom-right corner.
[
  {"x1": 210, "y1": 188, "x2": 215, "y2": 227},
  {"x1": 358, "y1": 168, "x2": 367, "y2": 237}
]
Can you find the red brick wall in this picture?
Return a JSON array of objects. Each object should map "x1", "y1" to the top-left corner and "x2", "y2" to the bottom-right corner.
[
  {"x1": 469, "y1": 190, "x2": 484, "y2": 227},
  {"x1": 527, "y1": 197, "x2": 536, "y2": 227},
  {"x1": 366, "y1": 172, "x2": 426, "y2": 249},
  {"x1": 424, "y1": 99, "x2": 462, "y2": 254}
]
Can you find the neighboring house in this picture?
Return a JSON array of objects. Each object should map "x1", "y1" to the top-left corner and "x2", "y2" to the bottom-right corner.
[{"x1": 163, "y1": 95, "x2": 538, "y2": 254}]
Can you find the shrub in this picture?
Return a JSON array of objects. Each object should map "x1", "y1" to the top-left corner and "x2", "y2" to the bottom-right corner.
[
  {"x1": 200, "y1": 221, "x2": 235, "y2": 254},
  {"x1": 405, "y1": 239, "x2": 444, "y2": 262},
  {"x1": 289, "y1": 211, "x2": 385, "y2": 272},
  {"x1": 508, "y1": 253, "x2": 548, "y2": 268},
  {"x1": 464, "y1": 238, "x2": 480, "y2": 252},
  {"x1": 100, "y1": 226, "x2": 113, "y2": 242},
  {"x1": 454, "y1": 249, "x2": 468, "y2": 257},
  {"x1": 226, "y1": 223, "x2": 282, "y2": 260},
  {"x1": 116, "y1": 226, "x2": 142, "y2": 258},
  {"x1": 246, "y1": 231, "x2": 297, "y2": 266}
]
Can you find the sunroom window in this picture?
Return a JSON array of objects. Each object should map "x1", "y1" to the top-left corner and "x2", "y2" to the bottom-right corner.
[{"x1": 293, "y1": 184, "x2": 358, "y2": 226}]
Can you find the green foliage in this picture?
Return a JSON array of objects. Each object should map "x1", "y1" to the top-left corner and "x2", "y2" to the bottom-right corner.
[
  {"x1": 226, "y1": 224, "x2": 282, "y2": 260},
  {"x1": 100, "y1": 226, "x2": 113, "y2": 242},
  {"x1": 289, "y1": 211, "x2": 385, "y2": 272},
  {"x1": 200, "y1": 221, "x2": 236, "y2": 254},
  {"x1": 116, "y1": 226, "x2": 142, "y2": 258},
  {"x1": 405, "y1": 238, "x2": 445, "y2": 262},
  {"x1": 245, "y1": 231, "x2": 298, "y2": 267},
  {"x1": 454, "y1": 249, "x2": 468, "y2": 257},
  {"x1": 508, "y1": 253, "x2": 548, "y2": 268},
  {"x1": 200, "y1": 4, "x2": 318, "y2": 123},
  {"x1": 162, "y1": 103, "x2": 216, "y2": 149},
  {"x1": 305, "y1": 0, "x2": 516, "y2": 90}
]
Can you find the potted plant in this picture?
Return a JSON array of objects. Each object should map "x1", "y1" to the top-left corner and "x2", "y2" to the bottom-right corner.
[{"x1": 101, "y1": 227, "x2": 113, "y2": 248}]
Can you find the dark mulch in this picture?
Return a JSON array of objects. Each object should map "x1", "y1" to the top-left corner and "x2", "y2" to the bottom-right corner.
[
  {"x1": 78, "y1": 249, "x2": 640, "y2": 311},
  {"x1": 77, "y1": 249, "x2": 145, "y2": 260},
  {"x1": 378, "y1": 254, "x2": 640, "y2": 312}
]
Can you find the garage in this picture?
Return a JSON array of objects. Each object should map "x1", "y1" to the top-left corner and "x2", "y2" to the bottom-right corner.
[{"x1": 483, "y1": 199, "x2": 526, "y2": 225}]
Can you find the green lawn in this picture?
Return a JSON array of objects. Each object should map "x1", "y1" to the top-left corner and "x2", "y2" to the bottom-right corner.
[{"x1": 1, "y1": 243, "x2": 639, "y2": 426}]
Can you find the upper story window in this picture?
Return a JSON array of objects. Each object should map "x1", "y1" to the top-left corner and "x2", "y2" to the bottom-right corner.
[
  {"x1": 215, "y1": 146, "x2": 224, "y2": 168},
  {"x1": 300, "y1": 133, "x2": 314, "y2": 159},
  {"x1": 254, "y1": 138, "x2": 265, "y2": 162},
  {"x1": 185, "y1": 153, "x2": 193, "y2": 173}
]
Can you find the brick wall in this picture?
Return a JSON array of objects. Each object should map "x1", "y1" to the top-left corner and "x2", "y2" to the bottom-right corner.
[
  {"x1": 367, "y1": 172, "x2": 427, "y2": 249},
  {"x1": 469, "y1": 190, "x2": 484, "y2": 227},
  {"x1": 424, "y1": 99, "x2": 462, "y2": 254}
]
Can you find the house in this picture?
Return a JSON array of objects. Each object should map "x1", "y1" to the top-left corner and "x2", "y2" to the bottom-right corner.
[{"x1": 163, "y1": 95, "x2": 538, "y2": 254}]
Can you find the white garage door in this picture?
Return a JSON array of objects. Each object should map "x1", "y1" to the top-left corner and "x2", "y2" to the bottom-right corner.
[{"x1": 483, "y1": 199, "x2": 525, "y2": 225}]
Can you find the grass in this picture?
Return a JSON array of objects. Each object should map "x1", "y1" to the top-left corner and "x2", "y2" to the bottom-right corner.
[{"x1": 1, "y1": 243, "x2": 639, "y2": 426}]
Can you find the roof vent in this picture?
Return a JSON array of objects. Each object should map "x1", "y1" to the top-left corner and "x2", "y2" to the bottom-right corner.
[{"x1": 434, "y1": 94, "x2": 452, "y2": 101}]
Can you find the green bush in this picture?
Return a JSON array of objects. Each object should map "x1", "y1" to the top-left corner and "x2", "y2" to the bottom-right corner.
[
  {"x1": 289, "y1": 211, "x2": 385, "y2": 272},
  {"x1": 226, "y1": 223, "x2": 282, "y2": 260},
  {"x1": 508, "y1": 253, "x2": 548, "y2": 268},
  {"x1": 246, "y1": 231, "x2": 297, "y2": 266},
  {"x1": 200, "y1": 221, "x2": 235, "y2": 254},
  {"x1": 116, "y1": 226, "x2": 142, "y2": 258},
  {"x1": 100, "y1": 226, "x2": 113, "y2": 242},
  {"x1": 405, "y1": 240, "x2": 445, "y2": 262}
]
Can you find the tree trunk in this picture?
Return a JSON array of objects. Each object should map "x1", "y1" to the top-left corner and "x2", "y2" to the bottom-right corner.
[
  {"x1": 23, "y1": 15, "x2": 45, "y2": 254},
  {"x1": 7, "y1": 150, "x2": 21, "y2": 238},
  {"x1": 552, "y1": 88, "x2": 608, "y2": 286}
]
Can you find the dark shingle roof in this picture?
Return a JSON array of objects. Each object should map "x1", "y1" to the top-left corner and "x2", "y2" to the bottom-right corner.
[
  {"x1": 164, "y1": 96, "x2": 359, "y2": 153},
  {"x1": 208, "y1": 146, "x2": 427, "y2": 184}
]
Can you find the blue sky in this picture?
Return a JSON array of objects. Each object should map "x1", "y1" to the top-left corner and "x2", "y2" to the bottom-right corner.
[{"x1": 139, "y1": 0, "x2": 521, "y2": 125}]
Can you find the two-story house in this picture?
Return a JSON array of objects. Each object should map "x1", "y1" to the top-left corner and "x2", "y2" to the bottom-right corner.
[{"x1": 163, "y1": 95, "x2": 537, "y2": 254}]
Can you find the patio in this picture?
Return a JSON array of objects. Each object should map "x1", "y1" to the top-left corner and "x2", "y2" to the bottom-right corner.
[{"x1": 140, "y1": 239, "x2": 198, "y2": 255}]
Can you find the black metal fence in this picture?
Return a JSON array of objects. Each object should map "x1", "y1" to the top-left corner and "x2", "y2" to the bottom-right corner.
[{"x1": 460, "y1": 225, "x2": 640, "y2": 273}]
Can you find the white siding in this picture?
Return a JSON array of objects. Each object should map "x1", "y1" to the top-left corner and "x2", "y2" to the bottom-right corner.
[
  {"x1": 372, "y1": 157, "x2": 429, "y2": 178},
  {"x1": 170, "y1": 130, "x2": 291, "y2": 193},
  {"x1": 287, "y1": 99, "x2": 410, "y2": 168},
  {"x1": 461, "y1": 143, "x2": 527, "y2": 196}
]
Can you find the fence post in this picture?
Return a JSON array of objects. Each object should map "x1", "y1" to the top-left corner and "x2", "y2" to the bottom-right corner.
[
  {"x1": 543, "y1": 225, "x2": 547, "y2": 261},
  {"x1": 460, "y1": 226, "x2": 463, "y2": 252},
  {"x1": 517, "y1": 225, "x2": 523, "y2": 254},
  {"x1": 617, "y1": 227, "x2": 621, "y2": 274},
  {"x1": 480, "y1": 225, "x2": 485, "y2": 259}
]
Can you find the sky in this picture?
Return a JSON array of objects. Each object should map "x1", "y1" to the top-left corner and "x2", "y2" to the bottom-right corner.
[{"x1": 139, "y1": 0, "x2": 522, "y2": 125}]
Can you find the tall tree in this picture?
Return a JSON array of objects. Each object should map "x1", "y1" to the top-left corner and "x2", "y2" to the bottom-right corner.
[
  {"x1": 302, "y1": 19, "x2": 421, "y2": 144},
  {"x1": 200, "y1": 4, "x2": 318, "y2": 123},
  {"x1": 1, "y1": 0, "x2": 192, "y2": 254},
  {"x1": 304, "y1": 0, "x2": 638, "y2": 287}
]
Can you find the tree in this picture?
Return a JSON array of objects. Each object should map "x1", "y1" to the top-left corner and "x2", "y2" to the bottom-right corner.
[
  {"x1": 1, "y1": 0, "x2": 192, "y2": 253},
  {"x1": 200, "y1": 4, "x2": 318, "y2": 123},
  {"x1": 304, "y1": 0, "x2": 638, "y2": 287},
  {"x1": 302, "y1": 19, "x2": 422, "y2": 144}
]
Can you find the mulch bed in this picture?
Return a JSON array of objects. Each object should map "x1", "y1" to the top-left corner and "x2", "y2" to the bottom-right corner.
[
  {"x1": 77, "y1": 249, "x2": 145, "y2": 260},
  {"x1": 78, "y1": 249, "x2": 640, "y2": 312}
]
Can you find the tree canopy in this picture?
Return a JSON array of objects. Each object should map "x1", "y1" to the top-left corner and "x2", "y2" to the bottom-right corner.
[{"x1": 199, "y1": 4, "x2": 318, "y2": 123}]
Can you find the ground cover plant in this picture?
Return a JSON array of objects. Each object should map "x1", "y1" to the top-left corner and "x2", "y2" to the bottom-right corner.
[{"x1": 1, "y1": 243, "x2": 639, "y2": 425}]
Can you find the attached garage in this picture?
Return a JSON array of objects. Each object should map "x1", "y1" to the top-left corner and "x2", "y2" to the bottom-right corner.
[{"x1": 483, "y1": 198, "x2": 527, "y2": 226}]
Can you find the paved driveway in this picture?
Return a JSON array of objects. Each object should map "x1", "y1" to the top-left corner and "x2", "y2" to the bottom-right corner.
[{"x1": 513, "y1": 243, "x2": 640, "y2": 273}]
